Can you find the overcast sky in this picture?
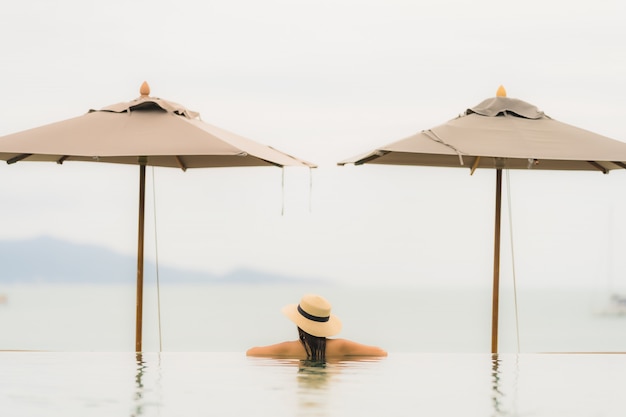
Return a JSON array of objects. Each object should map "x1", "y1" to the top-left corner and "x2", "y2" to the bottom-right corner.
[{"x1": 1, "y1": 0, "x2": 625, "y2": 289}]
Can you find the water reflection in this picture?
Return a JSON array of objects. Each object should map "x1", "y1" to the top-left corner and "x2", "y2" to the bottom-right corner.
[
  {"x1": 490, "y1": 354, "x2": 519, "y2": 417},
  {"x1": 296, "y1": 360, "x2": 335, "y2": 417},
  {"x1": 491, "y1": 354, "x2": 504, "y2": 416},
  {"x1": 298, "y1": 360, "x2": 331, "y2": 389},
  {"x1": 295, "y1": 358, "x2": 385, "y2": 417},
  {"x1": 297, "y1": 360, "x2": 331, "y2": 412},
  {"x1": 131, "y1": 353, "x2": 162, "y2": 417},
  {"x1": 131, "y1": 353, "x2": 146, "y2": 417}
]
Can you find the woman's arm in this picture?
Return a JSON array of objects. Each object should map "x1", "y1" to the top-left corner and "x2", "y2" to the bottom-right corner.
[
  {"x1": 246, "y1": 341, "x2": 303, "y2": 357},
  {"x1": 330, "y1": 339, "x2": 388, "y2": 357}
]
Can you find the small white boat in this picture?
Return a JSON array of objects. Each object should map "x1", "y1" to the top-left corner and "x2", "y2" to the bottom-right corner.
[{"x1": 597, "y1": 294, "x2": 626, "y2": 316}]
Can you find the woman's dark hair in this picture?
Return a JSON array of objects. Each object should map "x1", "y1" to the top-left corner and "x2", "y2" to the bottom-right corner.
[{"x1": 298, "y1": 327, "x2": 326, "y2": 361}]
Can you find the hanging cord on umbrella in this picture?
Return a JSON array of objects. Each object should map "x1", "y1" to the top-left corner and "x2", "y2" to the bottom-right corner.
[
  {"x1": 281, "y1": 167, "x2": 285, "y2": 216},
  {"x1": 151, "y1": 166, "x2": 163, "y2": 352},
  {"x1": 423, "y1": 130, "x2": 466, "y2": 166},
  {"x1": 309, "y1": 167, "x2": 313, "y2": 212},
  {"x1": 505, "y1": 170, "x2": 521, "y2": 353}
]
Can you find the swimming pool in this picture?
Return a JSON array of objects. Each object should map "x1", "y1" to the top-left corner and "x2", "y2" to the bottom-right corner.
[{"x1": 2, "y1": 351, "x2": 625, "y2": 416}]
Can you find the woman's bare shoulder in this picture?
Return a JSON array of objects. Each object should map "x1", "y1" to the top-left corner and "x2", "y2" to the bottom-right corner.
[
  {"x1": 327, "y1": 339, "x2": 388, "y2": 357},
  {"x1": 246, "y1": 340, "x2": 306, "y2": 357}
]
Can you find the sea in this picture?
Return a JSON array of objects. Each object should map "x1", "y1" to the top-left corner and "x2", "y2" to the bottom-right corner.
[{"x1": 1, "y1": 283, "x2": 626, "y2": 416}]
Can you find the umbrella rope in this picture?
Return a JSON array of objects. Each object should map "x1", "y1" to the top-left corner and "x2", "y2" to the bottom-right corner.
[
  {"x1": 309, "y1": 167, "x2": 313, "y2": 212},
  {"x1": 423, "y1": 130, "x2": 466, "y2": 166},
  {"x1": 151, "y1": 166, "x2": 163, "y2": 352},
  {"x1": 505, "y1": 170, "x2": 521, "y2": 353},
  {"x1": 281, "y1": 167, "x2": 285, "y2": 216}
]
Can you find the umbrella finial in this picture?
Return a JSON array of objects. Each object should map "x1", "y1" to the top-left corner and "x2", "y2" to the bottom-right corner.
[
  {"x1": 496, "y1": 85, "x2": 507, "y2": 97},
  {"x1": 140, "y1": 81, "x2": 150, "y2": 97}
]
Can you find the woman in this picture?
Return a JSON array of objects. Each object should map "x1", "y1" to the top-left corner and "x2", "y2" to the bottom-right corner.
[{"x1": 246, "y1": 294, "x2": 387, "y2": 360}]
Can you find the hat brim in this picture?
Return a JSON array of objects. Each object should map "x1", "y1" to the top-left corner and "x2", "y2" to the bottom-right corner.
[{"x1": 281, "y1": 304, "x2": 342, "y2": 337}]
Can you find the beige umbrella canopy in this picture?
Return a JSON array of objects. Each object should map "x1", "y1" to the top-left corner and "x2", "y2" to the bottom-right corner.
[
  {"x1": 339, "y1": 86, "x2": 626, "y2": 353},
  {"x1": 0, "y1": 82, "x2": 316, "y2": 351}
]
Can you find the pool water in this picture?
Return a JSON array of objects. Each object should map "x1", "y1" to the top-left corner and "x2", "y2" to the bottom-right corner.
[{"x1": 2, "y1": 351, "x2": 626, "y2": 417}]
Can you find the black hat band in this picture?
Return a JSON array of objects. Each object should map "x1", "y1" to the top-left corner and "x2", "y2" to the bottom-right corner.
[{"x1": 298, "y1": 304, "x2": 330, "y2": 322}]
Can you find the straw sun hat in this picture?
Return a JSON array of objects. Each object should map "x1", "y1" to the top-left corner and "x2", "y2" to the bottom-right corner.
[{"x1": 281, "y1": 294, "x2": 342, "y2": 337}]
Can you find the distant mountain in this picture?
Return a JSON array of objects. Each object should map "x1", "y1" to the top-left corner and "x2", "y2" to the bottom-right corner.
[{"x1": 0, "y1": 236, "x2": 323, "y2": 285}]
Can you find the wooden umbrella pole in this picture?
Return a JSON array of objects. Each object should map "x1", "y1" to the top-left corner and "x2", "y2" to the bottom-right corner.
[
  {"x1": 491, "y1": 169, "x2": 503, "y2": 354},
  {"x1": 135, "y1": 163, "x2": 146, "y2": 352}
]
